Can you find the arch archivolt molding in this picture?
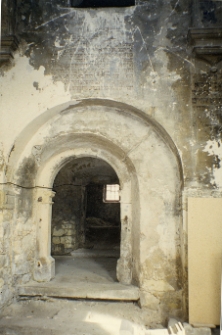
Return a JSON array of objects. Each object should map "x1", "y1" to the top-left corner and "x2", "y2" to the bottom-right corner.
[{"x1": 7, "y1": 100, "x2": 183, "y2": 306}]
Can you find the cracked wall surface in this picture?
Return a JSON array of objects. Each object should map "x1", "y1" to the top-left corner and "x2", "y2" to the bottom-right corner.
[{"x1": 1, "y1": 0, "x2": 222, "y2": 324}]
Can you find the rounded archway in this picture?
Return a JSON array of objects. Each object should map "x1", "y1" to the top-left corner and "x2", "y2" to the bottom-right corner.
[
  {"x1": 7, "y1": 99, "x2": 184, "y2": 314},
  {"x1": 33, "y1": 141, "x2": 137, "y2": 285}
]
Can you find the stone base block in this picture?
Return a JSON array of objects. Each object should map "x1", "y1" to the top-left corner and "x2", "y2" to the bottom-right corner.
[
  {"x1": 116, "y1": 257, "x2": 132, "y2": 285},
  {"x1": 183, "y1": 323, "x2": 211, "y2": 335},
  {"x1": 33, "y1": 256, "x2": 55, "y2": 282}
]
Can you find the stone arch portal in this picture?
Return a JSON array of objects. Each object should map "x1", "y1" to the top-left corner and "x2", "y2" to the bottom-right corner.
[
  {"x1": 34, "y1": 143, "x2": 136, "y2": 285},
  {"x1": 8, "y1": 99, "x2": 184, "y2": 312}
]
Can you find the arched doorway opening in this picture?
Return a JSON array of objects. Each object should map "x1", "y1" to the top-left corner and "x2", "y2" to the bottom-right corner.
[
  {"x1": 9, "y1": 99, "x2": 184, "y2": 315},
  {"x1": 51, "y1": 157, "x2": 121, "y2": 280},
  {"x1": 33, "y1": 142, "x2": 135, "y2": 286}
]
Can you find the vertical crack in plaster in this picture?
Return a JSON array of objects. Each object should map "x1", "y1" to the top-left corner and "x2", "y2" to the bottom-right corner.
[
  {"x1": 169, "y1": 0, "x2": 181, "y2": 17},
  {"x1": 134, "y1": 26, "x2": 154, "y2": 72}
]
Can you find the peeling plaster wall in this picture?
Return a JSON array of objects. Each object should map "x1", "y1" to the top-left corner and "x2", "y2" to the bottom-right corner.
[
  {"x1": 0, "y1": 0, "x2": 193, "y2": 168},
  {"x1": 1, "y1": 0, "x2": 222, "y2": 323},
  {"x1": 0, "y1": 101, "x2": 183, "y2": 321}
]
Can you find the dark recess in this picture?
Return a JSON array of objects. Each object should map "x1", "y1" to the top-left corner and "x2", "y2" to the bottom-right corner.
[
  {"x1": 85, "y1": 183, "x2": 120, "y2": 249},
  {"x1": 70, "y1": 0, "x2": 135, "y2": 8},
  {"x1": 200, "y1": 1, "x2": 217, "y2": 24}
]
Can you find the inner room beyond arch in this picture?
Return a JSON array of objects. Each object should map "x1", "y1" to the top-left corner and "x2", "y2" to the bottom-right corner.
[{"x1": 51, "y1": 157, "x2": 121, "y2": 282}]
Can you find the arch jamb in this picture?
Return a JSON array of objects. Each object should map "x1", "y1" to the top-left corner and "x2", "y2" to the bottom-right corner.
[{"x1": 33, "y1": 146, "x2": 139, "y2": 286}]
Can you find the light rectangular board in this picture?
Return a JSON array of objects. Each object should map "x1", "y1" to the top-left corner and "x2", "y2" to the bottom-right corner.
[{"x1": 188, "y1": 198, "x2": 222, "y2": 325}]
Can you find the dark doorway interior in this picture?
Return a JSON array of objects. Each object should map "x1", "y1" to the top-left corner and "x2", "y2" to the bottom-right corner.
[
  {"x1": 85, "y1": 183, "x2": 120, "y2": 250},
  {"x1": 51, "y1": 157, "x2": 120, "y2": 256}
]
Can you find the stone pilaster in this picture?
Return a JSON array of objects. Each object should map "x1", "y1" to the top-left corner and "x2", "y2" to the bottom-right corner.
[{"x1": 33, "y1": 189, "x2": 56, "y2": 282}]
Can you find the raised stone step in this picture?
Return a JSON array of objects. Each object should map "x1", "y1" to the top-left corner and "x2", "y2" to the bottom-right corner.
[
  {"x1": 17, "y1": 283, "x2": 140, "y2": 301},
  {"x1": 17, "y1": 255, "x2": 139, "y2": 302}
]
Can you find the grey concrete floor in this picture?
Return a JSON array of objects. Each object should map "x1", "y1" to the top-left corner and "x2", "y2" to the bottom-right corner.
[
  {"x1": 0, "y1": 299, "x2": 164, "y2": 335},
  {"x1": 0, "y1": 255, "x2": 164, "y2": 334},
  {"x1": 18, "y1": 255, "x2": 139, "y2": 300}
]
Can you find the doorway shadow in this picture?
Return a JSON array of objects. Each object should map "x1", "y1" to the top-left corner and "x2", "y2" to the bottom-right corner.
[{"x1": 54, "y1": 255, "x2": 118, "y2": 284}]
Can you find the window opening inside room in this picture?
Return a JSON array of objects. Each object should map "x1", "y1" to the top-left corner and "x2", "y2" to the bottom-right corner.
[{"x1": 104, "y1": 184, "x2": 120, "y2": 202}]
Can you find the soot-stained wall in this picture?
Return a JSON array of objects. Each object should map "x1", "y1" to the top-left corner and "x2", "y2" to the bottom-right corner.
[
  {"x1": 52, "y1": 157, "x2": 120, "y2": 255},
  {"x1": 2, "y1": 0, "x2": 222, "y2": 189},
  {"x1": 1, "y1": 0, "x2": 222, "y2": 191},
  {"x1": 1, "y1": 0, "x2": 222, "y2": 323}
]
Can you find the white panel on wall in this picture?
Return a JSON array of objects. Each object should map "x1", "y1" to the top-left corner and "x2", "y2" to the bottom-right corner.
[{"x1": 188, "y1": 197, "x2": 222, "y2": 325}]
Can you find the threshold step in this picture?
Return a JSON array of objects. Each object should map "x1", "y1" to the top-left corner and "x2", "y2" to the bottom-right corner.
[{"x1": 17, "y1": 283, "x2": 140, "y2": 301}]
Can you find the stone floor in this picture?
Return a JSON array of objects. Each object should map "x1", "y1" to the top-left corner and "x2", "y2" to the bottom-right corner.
[
  {"x1": 0, "y1": 299, "x2": 164, "y2": 335},
  {"x1": 18, "y1": 255, "x2": 139, "y2": 301},
  {"x1": 0, "y1": 254, "x2": 217, "y2": 334},
  {"x1": 1, "y1": 254, "x2": 163, "y2": 334}
]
